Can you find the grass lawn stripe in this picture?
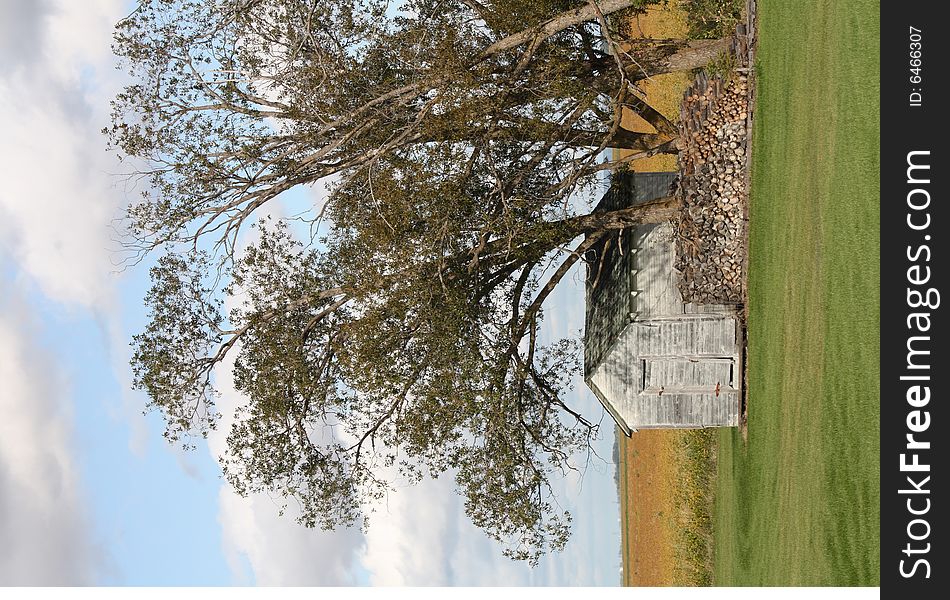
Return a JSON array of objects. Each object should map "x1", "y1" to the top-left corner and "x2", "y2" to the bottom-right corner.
[{"x1": 712, "y1": 0, "x2": 879, "y2": 586}]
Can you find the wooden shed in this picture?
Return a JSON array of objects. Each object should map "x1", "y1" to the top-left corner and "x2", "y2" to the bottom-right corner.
[{"x1": 584, "y1": 172, "x2": 741, "y2": 434}]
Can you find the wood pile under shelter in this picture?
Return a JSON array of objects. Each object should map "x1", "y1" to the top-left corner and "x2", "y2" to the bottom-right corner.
[{"x1": 674, "y1": 24, "x2": 751, "y2": 305}]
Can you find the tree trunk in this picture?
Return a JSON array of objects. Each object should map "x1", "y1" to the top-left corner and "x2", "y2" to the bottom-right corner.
[
  {"x1": 653, "y1": 38, "x2": 732, "y2": 74},
  {"x1": 411, "y1": 120, "x2": 672, "y2": 151},
  {"x1": 578, "y1": 37, "x2": 733, "y2": 82},
  {"x1": 470, "y1": 196, "x2": 682, "y2": 279},
  {"x1": 604, "y1": 129, "x2": 671, "y2": 152},
  {"x1": 479, "y1": 0, "x2": 643, "y2": 62},
  {"x1": 574, "y1": 196, "x2": 683, "y2": 234}
]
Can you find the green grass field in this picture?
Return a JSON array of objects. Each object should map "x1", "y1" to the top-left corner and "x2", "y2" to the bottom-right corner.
[{"x1": 712, "y1": 0, "x2": 880, "y2": 586}]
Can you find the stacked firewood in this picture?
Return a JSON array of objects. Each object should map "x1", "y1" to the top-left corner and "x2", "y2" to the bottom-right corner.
[{"x1": 674, "y1": 70, "x2": 750, "y2": 305}]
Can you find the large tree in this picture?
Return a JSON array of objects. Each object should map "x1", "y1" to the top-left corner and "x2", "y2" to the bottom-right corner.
[{"x1": 114, "y1": 0, "x2": 727, "y2": 563}]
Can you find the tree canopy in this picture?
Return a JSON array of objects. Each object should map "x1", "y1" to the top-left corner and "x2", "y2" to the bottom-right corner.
[{"x1": 112, "y1": 0, "x2": 727, "y2": 563}]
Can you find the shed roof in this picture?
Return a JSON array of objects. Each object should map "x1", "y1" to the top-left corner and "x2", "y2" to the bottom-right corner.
[{"x1": 584, "y1": 171, "x2": 679, "y2": 373}]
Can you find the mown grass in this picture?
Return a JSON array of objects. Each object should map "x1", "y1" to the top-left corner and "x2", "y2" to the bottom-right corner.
[{"x1": 712, "y1": 0, "x2": 880, "y2": 586}]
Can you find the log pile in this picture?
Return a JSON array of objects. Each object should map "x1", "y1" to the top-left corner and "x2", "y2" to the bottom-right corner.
[{"x1": 674, "y1": 66, "x2": 750, "y2": 305}]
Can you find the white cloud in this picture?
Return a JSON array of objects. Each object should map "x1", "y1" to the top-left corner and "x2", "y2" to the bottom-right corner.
[
  {"x1": 360, "y1": 476, "x2": 463, "y2": 586},
  {"x1": 361, "y1": 475, "x2": 539, "y2": 586},
  {"x1": 0, "y1": 290, "x2": 103, "y2": 585},
  {"x1": 0, "y1": 0, "x2": 153, "y2": 455},
  {"x1": 0, "y1": 0, "x2": 52, "y2": 75},
  {"x1": 0, "y1": 0, "x2": 126, "y2": 310},
  {"x1": 357, "y1": 437, "x2": 620, "y2": 586},
  {"x1": 0, "y1": 0, "x2": 154, "y2": 584},
  {"x1": 217, "y1": 487, "x2": 366, "y2": 586}
]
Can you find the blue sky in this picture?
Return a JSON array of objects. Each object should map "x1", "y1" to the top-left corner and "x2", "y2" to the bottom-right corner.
[{"x1": 0, "y1": 0, "x2": 620, "y2": 585}]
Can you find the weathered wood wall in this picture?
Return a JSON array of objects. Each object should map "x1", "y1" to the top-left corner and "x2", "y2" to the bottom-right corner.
[{"x1": 585, "y1": 173, "x2": 741, "y2": 431}]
